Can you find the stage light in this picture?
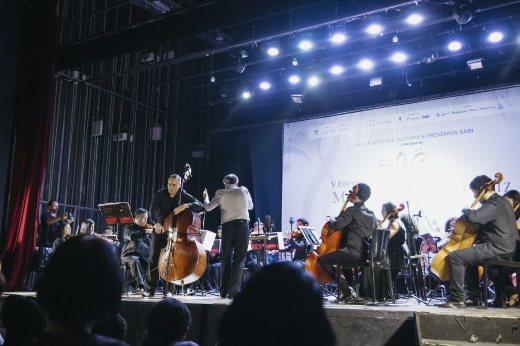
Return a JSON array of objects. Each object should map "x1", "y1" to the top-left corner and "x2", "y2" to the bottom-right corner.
[
  {"x1": 407, "y1": 14, "x2": 423, "y2": 25},
  {"x1": 330, "y1": 66, "x2": 344, "y2": 75},
  {"x1": 291, "y1": 94, "x2": 304, "y2": 103},
  {"x1": 489, "y1": 32, "x2": 503, "y2": 42},
  {"x1": 391, "y1": 52, "x2": 407, "y2": 62},
  {"x1": 393, "y1": 35, "x2": 398, "y2": 43},
  {"x1": 367, "y1": 24, "x2": 382, "y2": 35},
  {"x1": 267, "y1": 47, "x2": 279, "y2": 56},
  {"x1": 289, "y1": 76, "x2": 300, "y2": 84},
  {"x1": 259, "y1": 82, "x2": 271, "y2": 90},
  {"x1": 242, "y1": 91, "x2": 251, "y2": 99},
  {"x1": 467, "y1": 58, "x2": 483, "y2": 70},
  {"x1": 267, "y1": 41, "x2": 279, "y2": 56},
  {"x1": 448, "y1": 41, "x2": 462, "y2": 51},
  {"x1": 359, "y1": 59, "x2": 374, "y2": 69},
  {"x1": 308, "y1": 76, "x2": 319, "y2": 87},
  {"x1": 331, "y1": 33, "x2": 347, "y2": 43},
  {"x1": 299, "y1": 40, "x2": 313, "y2": 50},
  {"x1": 370, "y1": 76, "x2": 382, "y2": 87},
  {"x1": 292, "y1": 58, "x2": 298, "y2": 66},
  {"x1": 210, "y1": 75, "x2": 215, "y2": 83}
]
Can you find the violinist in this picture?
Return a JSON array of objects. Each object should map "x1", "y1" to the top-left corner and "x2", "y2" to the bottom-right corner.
[
  {"x1": 122, "y1": 208, "x2": 152, "y2": 298},
  {"x1": 317, "y1": 183, "x2": 376, "y2": 302},
  {"x1": 78, "y1": 219, "x2": 95, "y2": 235},
  {"x1": 52, "y1": 223, "x2": 72, "y2": 252},
  {"x1": 440, "y1": 175, "x2": 518, "y2": 308},
  {"x1": 147, "y1": 174, "x2": 203, "y2": 297},
  {"x1": 279, "y1": 217, "x2": 309, "y2": 267}
]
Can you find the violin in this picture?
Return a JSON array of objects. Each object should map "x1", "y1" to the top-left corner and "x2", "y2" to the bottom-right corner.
[
  {"x1": 141, "y1": 223, "x2": 154, "y2": 232},
  {"x1": 305, "y1": 185, "x2": 359, "y2": 283},
  {"x1": 290, "y1": 228, "x2": 303, "y2": 240},
  {"x1": 64, "y1": 234, "x2": 74, "y2": 241},
  {"x1": 378, "y1": 203, "x2": 406, "y2": 228},
  {"x1": 430, "y1": 173, "x2": 503, "y2": 282}
]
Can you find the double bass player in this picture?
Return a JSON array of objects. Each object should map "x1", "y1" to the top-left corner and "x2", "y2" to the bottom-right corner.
[
  {"x1": 440, "y1": 175, "x2": 518, "y2": 308},
  {"x1": 147, "y1": 174, "x2": 203, "y2": 297}
]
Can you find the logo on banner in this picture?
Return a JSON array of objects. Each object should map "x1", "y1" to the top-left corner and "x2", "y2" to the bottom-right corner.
[{"x1": 497, "y1": 104, "x2": 504, "y2": 109}]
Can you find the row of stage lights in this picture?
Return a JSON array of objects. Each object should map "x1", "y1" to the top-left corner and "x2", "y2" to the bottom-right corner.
[{"x1": 242, "y1": 29, "x2": 508, "y2": 99}]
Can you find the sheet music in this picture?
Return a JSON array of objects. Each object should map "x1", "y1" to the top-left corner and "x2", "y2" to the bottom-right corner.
[{"x1": 201, "y1": 230, "x2": 216, "y2": 251}]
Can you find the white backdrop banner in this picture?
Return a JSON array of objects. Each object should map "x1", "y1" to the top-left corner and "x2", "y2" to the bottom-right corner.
[{"x1": 282, "y1": 87, "x2": 520, "y2": 235}]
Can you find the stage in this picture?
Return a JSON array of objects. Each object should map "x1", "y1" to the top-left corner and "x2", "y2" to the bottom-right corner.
[{"x1": 6, "y1": 292, "x2": 520, "y2": 346}]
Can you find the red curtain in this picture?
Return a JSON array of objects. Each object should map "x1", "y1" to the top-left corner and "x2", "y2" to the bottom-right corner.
[{"x1": 2, "y1": 0, "x2": 59, "y2": 291}]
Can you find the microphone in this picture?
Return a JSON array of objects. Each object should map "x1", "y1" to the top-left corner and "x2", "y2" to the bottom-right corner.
[{"x1": 289, "y1": 216, "x2": 294, "y2": 225}]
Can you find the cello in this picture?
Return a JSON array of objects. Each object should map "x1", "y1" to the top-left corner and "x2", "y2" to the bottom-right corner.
[
  {"x1": 430, "y1": 173, "x2": 503, "y2": 282},
  {"x1": 305, "y1": 186, "x2": 359, "y2": 283},
  {"x1": 158, "y1": 164, "x2": 207, "y2": 288}
]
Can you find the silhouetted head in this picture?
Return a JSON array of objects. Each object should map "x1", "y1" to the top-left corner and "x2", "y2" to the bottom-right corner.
[
  {"x1": 37, "y1": 236, "x2": 122, "y2": 328},
  {"x1": 143, "y1": 298, "x2": 192, "y2": 346},
  {"x1": 2, "y1": 295, "x2": 45, "y2": 345},
  {"x1": 92, "y1": 313, "x2": 127, "y2": 341},
  {"x1": 219, "y1": 262, "x2": 335, "y2": 346}
]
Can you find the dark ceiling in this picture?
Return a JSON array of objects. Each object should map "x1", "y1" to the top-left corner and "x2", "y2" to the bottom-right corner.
[{"x1": 55, "y1": 0, "x2": 520, "y2": 131}]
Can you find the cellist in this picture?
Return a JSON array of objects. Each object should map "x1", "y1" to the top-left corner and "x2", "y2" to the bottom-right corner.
[
  {"x1": 440, "y1": 175, "x2": 518, "y2": 308},
  {"x1": 317, "y1": 183, "x2": 376, "y2": 302},
  {"x1": 147, "y1": 174, "x2": 203, "y2": 297}
]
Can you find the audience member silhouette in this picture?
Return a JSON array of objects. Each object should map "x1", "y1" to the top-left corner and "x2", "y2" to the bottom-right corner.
[
  {"x1": 31, "y1": 235, "x2": 128, "y2": 346},
  {"x1": 92, "y1": 314, "x2": 128, "y2": 342},
  {"x1": 219, "y1": 262, "x2": 335, "y2": 346},
  {"x1": 142, "y1": 299, "x2": 199, "y2": 346},
  {"x1": 2, "y1": 295, "x2": 45, "y2": 346}
]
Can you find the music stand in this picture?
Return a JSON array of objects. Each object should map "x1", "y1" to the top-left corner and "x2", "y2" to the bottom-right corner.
[{"x1": 98, "y1": 202, "x2": 134, "y2": 242}]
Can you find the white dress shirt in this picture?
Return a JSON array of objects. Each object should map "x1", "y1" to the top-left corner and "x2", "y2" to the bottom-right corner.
[{"x1": 204, "y1": 185, "x2": 254, "y2": 223}]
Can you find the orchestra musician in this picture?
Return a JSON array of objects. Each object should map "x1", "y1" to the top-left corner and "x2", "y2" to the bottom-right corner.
[
  {"x1": 440, "y1": 175, "x2": 519, "y2": 308},
  {"x1": 278, "y1": 217, "x2": 309, "y2": 267},
  {"x1": 317, "y1": 183, "x2": 376, "y2": 302},
  {"x1": 78, "y1": 219, "x2": 95, "y2": 235},
  {"x1": 203, "y1": 174, "x2": 254, "y2": 299},
  {"x1": 203, "y1": 225, "x2": 223, "y2": 291},
  {"x1": 437, "y1": 217, "x2": 457, "y2": 251},
  {"x1": 489, "y1": 190, "x2": 520, "y2": 307},
  {"x1": 52, "y1": 223, "x2": 72, "y2": 252},
  {"x1": 381, "y1": 202, "x2": 407, "y2": 283},
  {"x1": 147, "y1": 174, "x2": 203, "y2": 297},
  {"x1": 245, "y1": 222, "x2": 270, "y2": 272},
  {"x1": 122, "y1": 208, "x2": 152, "y2": 298}
]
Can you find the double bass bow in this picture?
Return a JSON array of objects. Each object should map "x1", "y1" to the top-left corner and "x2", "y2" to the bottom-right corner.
[
  {"x1": 430, "y1": 172, "x2": 503, "y2": 282},
  {"x1": 305, "y1": 186, "x2": 359, "y2": 283},
  {"x1": 158, "y1": 164, "x2": 207, "y2": 288}
]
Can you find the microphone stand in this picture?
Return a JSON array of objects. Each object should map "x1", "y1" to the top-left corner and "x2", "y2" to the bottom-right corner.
[{"x1": 404, "y1": 201, "x2": 427, "y2": 305}]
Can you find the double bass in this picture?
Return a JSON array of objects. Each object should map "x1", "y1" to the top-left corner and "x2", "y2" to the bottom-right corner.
[
  {"x1": 305, "y1": 186, "x2": 359, "y2": 283},
  {"x1": 158, "y1": 164, "x2": 207, "y2": 287},
  {"x1": 430, "y1": 173, "x2": 503, "y2": 282}
]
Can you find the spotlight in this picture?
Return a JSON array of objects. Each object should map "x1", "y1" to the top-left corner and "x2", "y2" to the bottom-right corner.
[
  {"x1": 267, "y1": 47, "x2": 279, "y2": 56},
  {"x1": 370, "y1": 76, "x2": 382, "y2": 87},
  {"x1": 330, "y1": 66, "x2": 344, "y2": 75},
  {"x1": 367, "y1": 24, "x2": 382, "y2": 35},
  {"x1": 331, "y1": 33, "x2": 347, "y2": 43},
  {"x1": 289, "y1": 76, "x2": 300, "y2": 84},
  {"x1": 448, "y1": 41, "x2": 462, "y2": 51},
  {"x1": 308, "y1": 76, "x2": 319, "y2": 87},
  {"x1": 407, "y1": 14, "x2": 423, "y2": 25},
  {"x1": 299, "y1": 40, "x2": 313, "y2": 50},
  {"x1": 292, "y1": 58, "x2": 298, "y2": 66},
  {"x1": 210, "y1": 75, "x2": 215, "y2": 83},
  {"x1": 234, "y1": 64, "x2": 246, "y2": 73},
  {"x1": 242, "y1": 91, "x2": 251, "y2": 99},
  {"x1": 391, "y1": 52, "x2": 407, "y2": 62},
  {"x1": 359, "y1": 59, "x2": 373, "y2": 69},
  {"x1": 291, "y1": 94, "x2": 304, "y2": 104},
  {"x1": 393, "y1": 35, "x2": 398, "y2": 43},
  {"x1": 422, "y1": 49, "x2": 436, "y2": 64},
  {"x1": 267, "y1": 41, "x2": 280, "y2": 56},
  {"x1": 467, "y1": 58, "x2": 483, "y2": 70},
  {"x1": 489, "y1": 32, "x2": 503, "y2": 42},
  {"x1": 259, "y1": 82, "x2": 271, "y2": 90},
  {"x1": 452, "y1": 1, "x2": 474, "y2": 25}
]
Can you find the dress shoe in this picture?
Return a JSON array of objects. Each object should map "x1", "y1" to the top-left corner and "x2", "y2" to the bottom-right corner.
[
  {"x1": 438, "y1": 300, "x2": 466, "y2": 308},
  {"x1": 339, "y1": 286, "x2": 356, "y2": 302},
  {"x1": 163, "y1": 292, "x2": 173, "y2": 298},
  {"x1": 139, "y1": 288, "x2": 149, "y2": 298},
  {"x1": 489, "y1": 299, "x2": 503, "y2": 308},
  {"x1": 148, "y1": 290, "x2": 156, "y2": 298}
]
